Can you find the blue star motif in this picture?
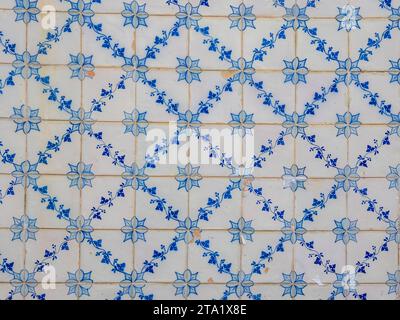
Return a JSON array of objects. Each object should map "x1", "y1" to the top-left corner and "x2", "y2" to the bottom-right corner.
[
  {"x1": 10, "y1": 215, "x2": 39, "y2": 242},
  {"x1": 282, "y1": 112, "x2": 308, "y2": 138},
  {"x1": 175, "y1": 217, "x2": 200, "y2": 244},
  {"x1": 282, "y1": 165, "x2": 307, "y2": 192},
  {"x1": 10, "y1": 269, "x2": 38, "y2": 298},
  {"x1": 283, "y1": 57, "x2": 308, "y2": 84},
  {"x1": 10, "y1": 105, "x2": 41, "y2": 134},
  {"x1": 226, "y1": 271, "x2": 254, "y2": 298},
  {"x1": 228, "y1": 218, "x2": 255, "y2": 243},
  {"x1": 66, "y1": 269, "x2": 93, "y2": 298},
  {"x1": 230, "y1": 57, "x2": 255, "y2": 84},
  {"x1": 121, "y1": 1, "x2": 149, "y2": 29},
  {"x1": 388, "y1": 113, "x2": 400, "y2": 137},
  {"x1": 335, "y1": 112, "x2": 361, "y2": 138},
  {"x1": 177, "y1": 110, "x2": 202, "y2": 135},
  {"x1": 121, "y1": 217, "x2": 148, "y2": 243},
  {"x1": 123, "y1": 109, "x2": 148, "y2": 136},
  {"x1": 283, "y1": 4, "x2": 309, "y2": 30},
  {"x1": 386, "y1": 218, "x2": 399, "y2": 244},
  {"x1": 67, "y1": 162, "x2": 95, "y2": 190},
  {"x1": 333, "y1": 218, "x2": 360, "y2": 244},
  {"x1": 334, "y1": 165, "x2": 360, "y2": 192},
  {"x1": 333, "y1": 271, "x2": 358, "y2": 297},
  {"x1": 69, "y1": 108, "x2": 95, "y2": 135},
  {"x1": 68, "y1": 53, "x2": 95, "y2": 80},
  {"x1": 336, "y1": 5, "x2": 362, "y2": 31},
  {"x1": 229, "y1": 110, "x2": 255, "y2": 137},
  {"x1": 281, "y1": 271, "x2": 307, "y2": 298},
  {"x1": 12, "y1": 51, "x2": 41, "y2": 79},
  {"x1": 175, "y1": 3, "x2": 202, "y2": 29},
  {"x1": 335, "y1": 58, "x2": 361, "y2": 85},
  {"x1": 388, "y1": 7, "x2": 400, "y2": 29},
  {"x1": 68, "y1": 0, "x2": 95, "y2": 26},
  {"x1": 386, "y1": 165, "x2": 400, "y2": 191},
  {"x1": 228, "y1": 4, "x2": 256, "y2": 31},
  {"x1": 173, "y1": 269, "x2": 200, "y2": 298},
  {"x1": 281, "y1": 218, "x2": 306, "y2": 244},
  {"x1": 122, "y1": 163, "x2": 148, "y2": 190},
  {"x1": 13, "y1": 0, "x2": 40, "y2": 24},
  {"x1": 66, "y1": 215, "x2": 94, "y2": 243},
  {"x1": 389, "y1": 59, "x2": 400, "y2": 84},
  {"x1": 122, "y1": 55, "x2": 148, "y2": 82},
  {"x1": 386, "y1": 270, "x2": 400, "y2": 295},
  {"x1": 119, "y1": 270, "x2": 147, "y2": 299},
  {"x1": 11, "y1": 161, "x2": 40, "y2": 187},
  {"x1": 176, "y1": 56, "x2": 202, "y2": 84},
  {"x1": 176, "y1": 163, "x2": 202, "y2": 192}
]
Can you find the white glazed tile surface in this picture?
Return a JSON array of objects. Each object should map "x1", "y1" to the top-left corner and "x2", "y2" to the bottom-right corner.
[{"x1": 0, "y1": 0, "x2": 399, "y2": 300}]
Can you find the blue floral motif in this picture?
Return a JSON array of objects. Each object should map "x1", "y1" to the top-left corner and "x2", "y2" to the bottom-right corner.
[
  {"x1": 230, "y1": 57, "x2": 255, "y2": 84},
  {"x1": 13, "y1": 0, "x2": 40, "y2": 24},
  {"x1": 386, "y1": 165, "x2": 400, "y2": 191},
  {"x1": 67, "y1": 215, "x2": 94, "y2": 243},
  {"x1": 228, "y1": 218, "x2": 255, "y2": 243},
  {"x1": 0, "y1": 0, "x2": 398, "y2": 302},
  {"x1": 176, "y1": 56, "x2": 202, "y2": 84},
  {"x1": 121, "y1": 1, "x2": 149, "y2": 29},
  {"x1": 12, "y1": 161, "x2": 40, "y2": 187},
  {"x1": 282, "y1": 58, "x2": 308, "y2": 84},
  {"x1": 335, "y1": 112, "x2": 361, "y2": 138},
  {"x1": 226, "y1": 271, "x2": 254, "y2": 298},
  {"x1": 68, "y1": 53, "x2": 95, "y2": 80},
  {"x1": 388, "y1": 7, "x2": 400, "y2": 29},
  {"x1": 333, "y1": 218, "x2": 359, "y2": 244},
  {"x1": 12, "y1": 51, "x2": 41, "y2": 79},
  {"x1": 122, "y1": 163, "x2": 148, "y2": 190},
  {"x1": 10, "y1": 269, "x2": 37, "y2": 297},
  {"x1": 175, "y1": 3, "x2": 202, "y2": 29},
  {"x1": 282, "y1": 165, "x2": 307, "y2": 192},
  {"x1": 336, "y1": 5, "x2": 362, "y2": 32},
  {"x1": 173, "y1": 269, "x2": 200, "y2": 298},
  {"x1": 283, "y1": 4, "x2": 309, "y2": 30},
  {"x1": 281, "y1": 218, "x2": 306, "y2": 244},
  {"x1": 66, "y1": 269, "x2": 93, "y2": 298},
  {"x1": 333, "y1": 272, "x2": 358, "y2": 297},
  {"x1": 386, "y1": 270, "x2": 400, "y2": 295},
  {"x1": 335, "y1": 58, "x2": 361, "y2": 85},
  {"x1": 175, "y1": 217, "x2": 200, "y2": 244},
  {"x1": 119, "y1": 270, "x2": 147, "y2": 298},
  {"x1": 229, "y1": 167, "x2": 254, "y2": 190},
  {"x1": 334, "y1": 165, "x2": 360, "y2": 192},
  {"x1": 68, "y1": 0, "x2": 95, "y2": 26},
  {"x1": 176, "y1": 163, "x2": 202, "y2": 191},
  {"x1": 282, "y1": 112, "x2": 308, "y2": 138},
  {"x1": 388, "y1": 113, "x2": 400, "y2": 137},
  {"x1": 69, "y1": 108, "x2": 95, "y2": 135},
  {"x1": 11, "y1": 105, "x2": 41, "y2": 134},
  {"x1": 281, "y1": 271, "x2": 307, "y2": 298},
  {"x1": 10, "y1": 215, "x2": 38, "y2": 242},
  {"x1": 388, "y1": 59, "x2": 400, "y2": 84},
  {"x1": 123, "y1": 109, "x2": 148, "y2": 136},
  {"x1": 229, "y1": 110, "x2": 255, "y2": 137},
  {"x1": 67, "y1": 162, "x2": 95, "y2": 190},
  {"x1": 177, "y1": 110, "x2": 202, "y2": 135},
  {"x1": 121, "y1": 217, "x2": 148, "y2": 243},
  {"x1": 386, "y1": 219, "x2": 399, "y2": 244},
  {"x1": 122, "y1": 55, "x2": 148, "y2": 82},
  {"x1": 228, "y1": 4, "x2": 256, "y2": 31}
]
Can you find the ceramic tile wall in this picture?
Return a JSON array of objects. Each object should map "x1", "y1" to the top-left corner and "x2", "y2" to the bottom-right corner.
[{"x1": 0, "y1": 0, "x2": 399, "y2": 300}]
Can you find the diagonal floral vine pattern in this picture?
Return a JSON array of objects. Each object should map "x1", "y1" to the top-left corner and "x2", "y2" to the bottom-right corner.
[{"x1": 0, "y1": 0, "x2": 398, "y2": 300}]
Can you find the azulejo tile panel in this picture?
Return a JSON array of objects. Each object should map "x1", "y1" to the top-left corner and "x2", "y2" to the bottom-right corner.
[{"x1": 0, "y1": 0, "x2": 399, "y2": 301}]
